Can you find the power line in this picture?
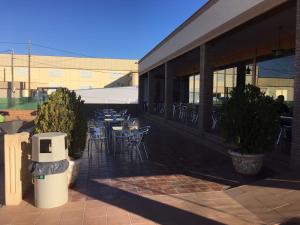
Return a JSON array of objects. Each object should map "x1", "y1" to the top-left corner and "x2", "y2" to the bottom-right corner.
[
  {"x1": 31, "y1": 43, "x2": 96, "y2": 58},
  {"x1": 0, "y1": 41, "x2": 27, "y2": 45},
  {"x1": 0, "y1": 41, "x2": 97, "y2": 58}
]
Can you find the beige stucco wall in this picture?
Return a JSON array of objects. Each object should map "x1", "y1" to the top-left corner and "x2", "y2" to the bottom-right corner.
[
  {"x1": 139, "y1": 0, "x2": 288, "y2": 74},
  {"x1": 0, "y1": 54, "x2": 138, "y2": 91},
  {"x1": 4, "y1": 132, "x2": 31, "y2": 206}
]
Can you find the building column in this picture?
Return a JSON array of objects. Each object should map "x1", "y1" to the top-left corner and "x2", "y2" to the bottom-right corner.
[
  {"x1": 180, "y1": 77, "x2": 185, "y2": 103},
  {"x1": 138, "y1": 75, "x2": 143, "y2": 112},
  {"x1": 198, "y1": 44, "x2": 214, "y2": 134},
  {"x1": 183, "y1": 77, "x2": 190, "y2": 103},
  {"x1": 147, "y1": 71, "x2": 155, "y2": 113},
  {"x1": 164, "y1": 62, "x2": 173, "y2": 120},
  {"x1": 236, "y1": 63, "x2": 246, "y2": 90},
  {"x1": 179, "y1": 76, "x2": 189, "y2": 103},
  {"x1": 291, "y1": 0, "x2": 300, "y2": 168}
]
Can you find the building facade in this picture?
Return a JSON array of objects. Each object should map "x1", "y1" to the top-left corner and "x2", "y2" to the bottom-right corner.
[
  {"x1": 0, "y1": 54, "x2": 138, "y2": 98},
  {"x1": 138, "y1": 0, "x2": 300, "y2": 167}
]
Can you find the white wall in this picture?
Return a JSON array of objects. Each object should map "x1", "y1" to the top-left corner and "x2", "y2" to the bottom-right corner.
[{"x1": 75, "y1": 87, "x2": 138, "y2": 104}]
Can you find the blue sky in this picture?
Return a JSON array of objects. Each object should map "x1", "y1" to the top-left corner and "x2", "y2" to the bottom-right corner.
[{"x1": 0, "y1": 0, "x2": 207, "y2": 59}]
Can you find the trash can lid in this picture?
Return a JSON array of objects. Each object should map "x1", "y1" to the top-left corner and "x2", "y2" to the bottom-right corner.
[{"x1": 33, "y1": 132, "x2": 67, "y2": 138}]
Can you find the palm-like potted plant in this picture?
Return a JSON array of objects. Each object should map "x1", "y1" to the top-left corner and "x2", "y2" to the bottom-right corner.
[{"x1": 221, "y1": 84, "x2": 279, "y2": 175}]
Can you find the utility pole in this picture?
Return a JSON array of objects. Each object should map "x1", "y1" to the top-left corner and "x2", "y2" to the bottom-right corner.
[
  {"x1": 3, "y1": 67, "x2": 6, "y2": 82},
  {"x1": 11, "y1": 49, "x2": 14, "y2": 94},
  {"x1": 28, "y1": 40, "x2": 31, "y2": 96}
]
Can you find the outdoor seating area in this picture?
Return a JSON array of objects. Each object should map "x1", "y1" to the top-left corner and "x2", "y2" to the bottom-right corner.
[
  {"x1": 151, "y1": 103, "x2": 199, "y2": 127},
  {"x1": 1, "y1": 0, "x2": 300, "y2": 224},
  {"x1": 0, "y1": 96, "x2": 297, "y2": 224},
  {"x1": 87, "y1": 109, "x2": 151, "y2": 161},
  {"x1": 149, "y1": 99, "x2": 293, "y2": 153},
  {"x1": 1, "y1": 116, "x2": 298, "y2": 225},
  {"x1": 147, "y1": 92, "x2": 294, "y2": 155}
]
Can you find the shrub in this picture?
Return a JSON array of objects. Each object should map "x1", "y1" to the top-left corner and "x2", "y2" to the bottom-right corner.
[
  {"x1": 221, "y1": 84, "x2": 279, "y2": 154},
  {"x1": 34, "y1": 88, "x2": 87, "y2": 158}
]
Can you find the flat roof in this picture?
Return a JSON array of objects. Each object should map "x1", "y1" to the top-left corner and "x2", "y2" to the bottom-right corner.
[
  {"x1": 139, "y1": 0, "x2": 216, "y2": 63},
  {"x1": 139, "y1": 0, "x2": 288, "y2": 74}
]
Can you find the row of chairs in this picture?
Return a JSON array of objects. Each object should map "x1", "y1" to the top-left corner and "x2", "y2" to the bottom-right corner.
[
  {"x1": 153, "y1": 103, "x2": 165, "y2": 114},
  {"x1": 172, "y1": 104, "x2": 198, "y2": 125},
  {"x1": 152, "y1": 103, "x2": 199, "y2": 126},
  {"x1": 87, "y1": 109, "x2": 150, "y2": 161},
  {"x1": 147, "y1": 102, "x2": 222, "y2": 130},
  {"x1": 141, "y1": 101, "x2": 292, "y2": 147},
  {"x1": 88, "y1": 109, "x2": 127, "y2": 157},
  {"x1": 115, "y1": 126, "x2": 150, "y2": 161}
]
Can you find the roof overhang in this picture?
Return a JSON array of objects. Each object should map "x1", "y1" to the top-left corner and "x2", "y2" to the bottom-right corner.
[{"x1": 139, "y1": 0, "x2": 289, "y2": 75}]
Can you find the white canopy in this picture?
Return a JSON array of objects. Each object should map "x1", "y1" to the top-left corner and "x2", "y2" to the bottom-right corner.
[{"x1": 75, "y1": 87, "x2": 138, "y2": 104}]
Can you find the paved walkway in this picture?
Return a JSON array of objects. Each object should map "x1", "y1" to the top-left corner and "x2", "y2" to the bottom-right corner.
[
  {"x1": 226, "y1": 170, "x2": 300, "y2": 225},
  {"x1": 0, "y1": 118, "x2": 299, "y2": 224}
]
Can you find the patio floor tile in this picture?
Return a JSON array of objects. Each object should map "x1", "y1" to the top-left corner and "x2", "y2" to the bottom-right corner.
[
  {"x1": 84, "y1": 216, "x2": 107, "y2": 225},
  {"x1": 107, "y1": 214, "x2": 130, "y2": 225},
  {"x1": 84, "y1": 206, "x2": 107, "y2": 218},
  {"x1": 1, "y1": 118, "x2": 299, "y2": 225}
]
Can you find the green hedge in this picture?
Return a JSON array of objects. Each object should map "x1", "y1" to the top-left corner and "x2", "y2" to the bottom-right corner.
[
  {"x1": 34, "y1": 88, "x2": 87, "y2": 158},
  {"x1": 221, "y1": 84, "x2": 279, "y2": 154}
]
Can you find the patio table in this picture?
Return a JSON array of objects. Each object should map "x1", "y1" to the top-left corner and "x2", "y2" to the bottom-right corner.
[
  {"x1": 104, "y1": 118, "x2": 125, "y2": 149},
  {"x1": 104, "y1": 118, "x2": 125, "y2": 122},
  {"x1": 111, "y1": 125, "x2": 138, "y2": 157},
  {"x1": 279, "y1": 116, "x2": 293, "y2": 126},
  {"x1": 280, "y1": 116, "x2": 293, "y2": 120}
]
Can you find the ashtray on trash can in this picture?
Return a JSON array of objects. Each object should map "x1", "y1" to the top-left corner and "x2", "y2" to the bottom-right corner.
[{"x1": 29, "y1": 132, "x2": 69, "y2": 208}]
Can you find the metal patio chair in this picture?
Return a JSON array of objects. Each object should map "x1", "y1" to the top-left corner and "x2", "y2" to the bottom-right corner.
[{"x1": 87, "y1": 126, "x2": 107, "y2": 158}]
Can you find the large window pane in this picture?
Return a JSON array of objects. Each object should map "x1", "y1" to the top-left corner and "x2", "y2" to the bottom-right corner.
[
  {"x1": 189, "y1": 76, "x2": 194, "y2": 103},
  {"x1": 194, "y1": 75, "x2": 200, "y2": 103},
  {"x1": 257, "y1": 55, "x2": 295, "y2": 102},
  {"x1": 188, "y1": 74, "x2": 200, "y2": 104}
]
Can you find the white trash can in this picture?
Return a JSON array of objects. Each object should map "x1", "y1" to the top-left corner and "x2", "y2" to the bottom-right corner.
[{"x1": 31, "y1": 132, "x2": 69, "y2": 208}]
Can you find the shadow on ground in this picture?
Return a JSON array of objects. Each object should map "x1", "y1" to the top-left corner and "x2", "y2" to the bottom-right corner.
[{"x1": 18, "y1": 117, "x2": 299, "y2": 225}]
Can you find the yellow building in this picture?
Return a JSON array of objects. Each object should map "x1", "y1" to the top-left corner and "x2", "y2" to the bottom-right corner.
[
  {"x1": 188, "y1": 67, "x2": 294, "y2": 105},
  {"x1": 0, "y1": 54, "x2": 138, "y2": 98}
]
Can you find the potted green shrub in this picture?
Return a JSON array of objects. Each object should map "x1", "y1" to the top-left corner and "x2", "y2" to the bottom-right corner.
[
  {"x1": 221, "y1": 84, "x2": 279, "y2": 175},
  {"x1": 34, "y1": 88, "x2": 87, "y2": 185}
]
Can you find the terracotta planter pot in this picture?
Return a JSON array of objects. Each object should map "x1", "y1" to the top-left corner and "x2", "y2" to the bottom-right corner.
[
  {"x1": 67, "y1": 156, "x2": 81, "y2": 187},
  {"x1": 229, "y1": 150, "x2": 264, "y2": 175}
]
